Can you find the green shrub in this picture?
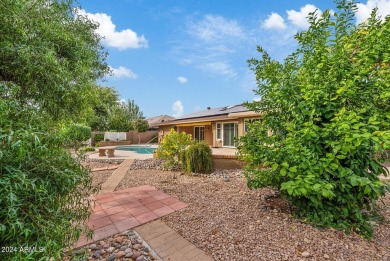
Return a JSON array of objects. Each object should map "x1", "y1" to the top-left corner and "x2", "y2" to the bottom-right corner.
[
  {"x1": 181, "y1": 142, "x2": 214, "y2": 174},
  {"x1": 78, "y1": 146, "x2": 96, "y2": 154},
  {"x1": 156, "y1": 129, "x2": 193, "y2": 169},
  {"x1": 94, "y1": 133, "x2": 104, "y2": 143},
  {"x1": 238, "y1": 1, "x2": 390, "y2": 238},
  {"x1": 61, "y1": 123, "x2": 91, "y2": 150},
  {"x1": 0, "y1": 95, "x2": 95, "y2": 260}
]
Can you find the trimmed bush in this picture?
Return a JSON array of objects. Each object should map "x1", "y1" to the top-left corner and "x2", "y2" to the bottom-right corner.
[
  {"x1": 94, "y1": 133, "x2": 104, "y2": 143},
  {"x1": 181, "y1": 142, "x2": 214, "y2": 174},
  {"x1": 78, "y1": 146, "x2": 96, "y2": 154}
]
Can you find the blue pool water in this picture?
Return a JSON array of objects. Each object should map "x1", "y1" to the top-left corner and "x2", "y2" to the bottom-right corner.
[{"x1": 115, "y1": 145, "x2": 157, "y2": 154}]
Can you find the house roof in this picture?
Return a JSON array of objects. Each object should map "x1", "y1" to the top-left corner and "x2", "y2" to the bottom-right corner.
[
  {"x1": 176, "y1": 104, "x2": 249, "y2": 120},
  {"x1": 157, "y1": 104, "x2": 260, "y2": 126},
  {"x1": 146, "y1": 115, "x2": 175, "y2": 128}
]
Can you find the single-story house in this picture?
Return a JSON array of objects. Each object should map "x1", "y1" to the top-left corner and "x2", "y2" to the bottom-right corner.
[
  {"x1": 156, "y1": 104, "x2": 261, "y2": 148},
  {"x1": 146, "y1": 115, "x2": 175, "y2": 130}
]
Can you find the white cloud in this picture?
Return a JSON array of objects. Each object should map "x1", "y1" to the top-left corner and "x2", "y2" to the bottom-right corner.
[
  {"x1": 171, "y1": 15, "x2": 249, "y2": 78},
  {"x1": 177, "y1": 76, "x2": 188, "y2": 84},
  {"x1": 356, "y1": 0, "x2": 390, "y2": 24},
  {"x1": 189, "y1": 15, "x2": 244, "y2": 41},
  {"x1": 110, "y1": 66, "x2": 137, "y2": 79},
  {"x1": 287, "y1": 4, "x2": 322, "y2": 29},
  {"x1": 263, "y1": 13, "x2": 286, "y2": 30},
  {"x1": 77, "y1": 9, "x2": 148, "y2": 50},
  {"x1": 194, "y1": 106, "x2": 202, "y2": 112},
  {"x1": 198, "y1": 62, "x2": 237, "y2": 78},
  {"x1": 253, "y1": 97, "x2": 261, "y2": 102},
  {"x1": 172, "y1": 100, "x2": 184, "y2": 117}
]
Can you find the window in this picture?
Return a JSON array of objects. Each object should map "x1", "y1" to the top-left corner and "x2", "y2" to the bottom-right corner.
[
  {"x1": 194, "y1": 126, "x2": 205, "y2": 141},
  {"x1": 216, "y1": 123, "x2": 221, "y2": 139},
  {"x1": 244, "y1": 118, "x2": 261, "y2": 132}
]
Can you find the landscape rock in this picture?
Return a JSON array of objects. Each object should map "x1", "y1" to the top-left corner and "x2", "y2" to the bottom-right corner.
[
  {"x1": 136, "y1": 255, "x2": 147, "y2": 261},
  {"x1": 133, "y1": 243, "x2": 143, "y2": 250},
  {"x1": 107, "y1": 253, "x2": 117, "y2": 261},
  {"x1": 132, "y1": 251, "x2": 141, "y2": 259},
  {"x1": 91, "y1": 250, "x2": 101, "y2": 259},
  {"x1": 117, "y1": 251, "x2": 125, "y2": 258}
]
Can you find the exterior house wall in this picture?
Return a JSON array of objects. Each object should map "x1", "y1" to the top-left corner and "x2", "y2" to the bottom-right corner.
[
  {"x1": 204, "y1": 125, "x2": 213, "y2": 145},
  {"x1": 157, "y1": 115, "x2": 262, "y2": 148},
  {"x1": 177, "y1": 126, "x2": 193, "y2": 137}
]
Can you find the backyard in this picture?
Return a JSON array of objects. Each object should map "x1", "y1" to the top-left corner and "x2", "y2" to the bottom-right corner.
[
  {"x1": 2, "y1": 1, "x2": 390, "y2": 260},
  {"x1": 84, "y1": 158, "x2": 390, "y2": 261}
]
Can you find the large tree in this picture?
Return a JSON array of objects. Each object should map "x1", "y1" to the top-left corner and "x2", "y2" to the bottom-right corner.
[
  {"x1": 238, "y1": 0, "x2": 389, "y2": 237},
  {"x1": 89, "y1": 85, "x2": 120, "y2": 131},
  {"x1": 108, "y1": 99, "x2": 146, "y2": 132},
  {"x1": 0, "y1": 0, "x2": 109, "y2": 121},
  {"x1": 0, "y1": 0, "x2": 108, "y2": 259}
]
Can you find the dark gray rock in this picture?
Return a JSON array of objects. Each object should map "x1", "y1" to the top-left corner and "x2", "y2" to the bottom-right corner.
[
  {"x1": 107, "y1": 253, "x2": 117, "y2": 261},
  {"x1": 92, "y1": 250, "x2": 101, "y2": 259},
  {"x1": 140, "y1": 247, "x2": 150, "y2": 253}
]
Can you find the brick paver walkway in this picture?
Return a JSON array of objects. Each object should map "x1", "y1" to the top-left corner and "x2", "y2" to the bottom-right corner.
[
  {"x1": 75, "y1": 185, "x2": 187, "y2": 248},
  {"x1": 75, "y1": 159, "x2": 213, "y2": 261},
  {"x1": 98, "y1": 159, "x2": 134, "y2": 194},
  {"x1": 136, "y1": 220, "x2": 213, "y2": 261}
]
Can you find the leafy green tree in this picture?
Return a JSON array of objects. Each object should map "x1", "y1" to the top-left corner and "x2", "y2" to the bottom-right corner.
[
  {"x1": 0, "y1": 0, "x2": 109, "y2": 121},
  {"x1": 108, "y1": 102, "x2": 134, "y2": 132},
  {"x1": 133, "y1": 119, "x2": 149, "y2": 133},
  {"x1": 108, "y1": 99, "x2": 146, "y2": 132},
  {"x1": 238, "y1": 0, "x2": 390, "y2": 237},
  {"x1": 126, "y1": 99, "x2": 145, "y2": 120},
  {"x1": 0, "y1": 0, "x2": 108, "y2": 259},
  {"x1": 89, "y1": 86, "x2": 120, "y2": 131}
]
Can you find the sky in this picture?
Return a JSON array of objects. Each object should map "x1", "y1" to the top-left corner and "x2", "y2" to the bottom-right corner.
[{"x1": 76, "y1": 0, "x2": 390, "y2": 118}]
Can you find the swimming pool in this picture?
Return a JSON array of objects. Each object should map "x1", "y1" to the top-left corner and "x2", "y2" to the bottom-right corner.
[{"x1": 115, "y1": 145, "x2": 157, "y2": 154}]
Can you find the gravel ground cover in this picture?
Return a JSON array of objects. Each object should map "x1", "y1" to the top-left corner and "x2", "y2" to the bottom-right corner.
[
  {"x1": 85, "y1": 159, "x2": 121, "y2": 189},
  {"x1": 116, "y1": 159, "x2": 390, "y2": 261},
  {"x1": 66, "y1": 230, "x2": 157, "y2": 261}
]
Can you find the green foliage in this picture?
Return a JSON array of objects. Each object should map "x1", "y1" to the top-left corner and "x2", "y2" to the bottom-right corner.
[
  {"x1": 78, "y1": 146, "x2": 96, "y2": 154},
  {"x1": 0, "y1": 0, "x2": 108, "y2": 259},
  {"x1": 0, "y1": 0, "x2": 109, "y2": 121},
  {"x1": 108, "y1": 99, "x2": 145, "y2": 132},
  {"x1": 133, "y1": 119, "x2": 149, "y2": 133},
  {"x1": 238, "y1": 0, "x2": 390, "y2": 237},
  {"x1": 156, "y1": 129, "x2": 193, "y2": 169},
  {"x1": 0, "y1": 90, "x2": 95, "y2": 260},
  {"x1": 89, "y1": 86, "x2": 120, "y2": 131},
  {"x1": 61, "y1": 123, "x2": 91, "y2": 150},
  {"x1": 94, "y1": 133, "x2": 105, "y2": 143},
  {"x1": 181, "y1": 142, "x2": 214, "y2": 174}
]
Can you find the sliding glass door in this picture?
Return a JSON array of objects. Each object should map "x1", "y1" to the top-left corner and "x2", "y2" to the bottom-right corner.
[
  {"x1": 223, "y1": 123, "x2": 238, "y2": 147},
  {"x1": 194, "y1": 126, "x2": 205, "y2": 141}
]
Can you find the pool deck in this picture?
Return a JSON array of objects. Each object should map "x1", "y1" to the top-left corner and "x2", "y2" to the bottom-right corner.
[
  {"x1": 89, "y1": 149, "x2": 154, "y2": 160},
  {"x1": 89, "y1": 146, "x2": 238, "y2": 160}
]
